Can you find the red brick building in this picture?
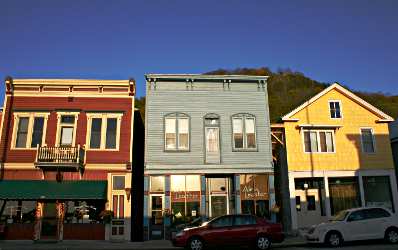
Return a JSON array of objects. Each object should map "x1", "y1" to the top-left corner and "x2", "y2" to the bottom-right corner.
[{"x1": 0, "y1": 78, "x2": 142, "y2": 241}]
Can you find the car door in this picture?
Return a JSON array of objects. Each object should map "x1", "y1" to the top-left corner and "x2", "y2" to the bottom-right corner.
[
  {"x1": 231, "y1": 215, "x2": 258, "y2": 245},
  {"x1": 202, "y1": 215, "x2": 234, "y2": 246},
  {"x1": 363, "y1": 208, "x2": 392, "y2": 239},
  {"x1": 344, "y1": 210, "x2": 369, "y2": 241}
]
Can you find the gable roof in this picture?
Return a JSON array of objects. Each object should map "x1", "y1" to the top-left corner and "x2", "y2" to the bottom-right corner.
[{"x1": 281, "y1": 83, "x2": 394, "y2": 123}]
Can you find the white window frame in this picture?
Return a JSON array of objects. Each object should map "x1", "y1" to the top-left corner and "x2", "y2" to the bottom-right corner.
[
  {"x1": 11, "y1": 112, "x2": 49, "y2": 150},
  {"x1": 164, "y1": 113, "x2": 190, "y2": 151},
  {"x1": 55, "y1": 112, "x2": 79, "y2": 147},
  {"x1": 302, "y1": 129, "x2": 336, "y2": 153},
  {"x1": 232, "y1": 114, "x2": 257, "y2": 151},
  {"x1": 360, "y1": 127, "x2": 376, "y2": 154},
  {"x1": 86, "y1": 113, "x2": 123, "y2": 151},
  {"x1": 329, "y1": 100, "x2": 343, "y2": 119}
]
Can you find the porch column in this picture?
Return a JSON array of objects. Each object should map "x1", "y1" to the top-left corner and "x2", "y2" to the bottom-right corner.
[
  {"x1": 358, "y1": 172, "x2": 366, "y2": 206},
  {"x1": 234, "y1": 174, "x2": 241, "y2": 214},
  {"x1": 389, "y1": 170, "x2": 398, "y2": 212},
  {"x1": 323, "y1": 175, "x2": 331, "y2": 218},
  {"x1": 143, "y1": 175, "x2": 149, "y2": 241},
  {"x1": 33, "y1": 201, "x2": 44, "y2": 241},
  {"x1": 56, "y1": 201, "x2": 65, "y2": 241},
  {"x1": 200, "y1": 175, "x2": 206, "y2": 219},
  {"x1": 164, "y1": 175, "x2": 171, "y2": 239},
  {"x1": 269, "y1": 175, "x2": 276, "y2": 222},
  {"x1": 288, "y1": 173, "x2": 298, "y2": 230}
]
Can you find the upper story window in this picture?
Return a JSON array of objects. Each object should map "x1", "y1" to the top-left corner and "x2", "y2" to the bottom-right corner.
[
  {"x1": 232, "y1": 114, "x2": 256, "y2": 150},
  {"x1": 59, "y1": 115, "x2": 76, "y2": 146},
  {"x1": 361, "y1": 128, "x2": 375, "y2": 153},
  {"x1": 86, "y1": 113, "x2": 122, "y2": 150},
  {"x1": 12, "y1": 113, "x2": 49, "y2": 149},
  {"x1": 303, "y1": 130, "x2": 335, "y2": 153},
  {"x1": 329, "y1": 101, "x2": 342, "y2": 119},
  {"x1": 164, "y1": 113, "x2": 189, "y2": 151}
]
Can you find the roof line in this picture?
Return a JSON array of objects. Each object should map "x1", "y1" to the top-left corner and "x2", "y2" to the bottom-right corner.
[
  {"x1": 281, "y1": 83, "x2": 394, "y2": 122},
  {"x1": 145, "y1": 74, "x2": 269, "y2": 81}
]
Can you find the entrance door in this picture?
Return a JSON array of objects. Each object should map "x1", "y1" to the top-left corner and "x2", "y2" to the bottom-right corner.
[
  {"x1": 150, "y1": 195, "x2": 164, "y2": 240},
  {"x1": 41, "y1": 202, "x2": 58, "y2": 240},
  {"x1": 208, "y1": 178, "x2": 230, "y2": 218},
  {"x1": 296, "y1": 189, "x2": 325, "y2": 228},
  {"x1": 205, "y1": 127, "x2": 220, "y2": 164}
]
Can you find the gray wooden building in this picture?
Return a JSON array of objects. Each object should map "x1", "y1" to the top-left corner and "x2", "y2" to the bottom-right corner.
[{"x1": 143, "y1": 74, "x2": 274, "y2": 240}]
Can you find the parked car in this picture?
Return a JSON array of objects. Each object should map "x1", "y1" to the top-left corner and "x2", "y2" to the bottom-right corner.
[
  {"x1": 172, "y1": 214, "x2": 284, "y2": 250},
  {"x1": 303, "y1": 207, "x2": 398, "y2": 247}
]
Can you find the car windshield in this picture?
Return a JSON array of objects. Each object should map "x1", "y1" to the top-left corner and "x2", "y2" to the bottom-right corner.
[{"x1": 331, "y1": 210, "x2": 349, "y2": 221}]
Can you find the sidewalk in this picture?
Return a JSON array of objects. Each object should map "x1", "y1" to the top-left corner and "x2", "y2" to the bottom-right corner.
[{"x1": 0, "y1": 236, "x2": 307, "y2": 250}]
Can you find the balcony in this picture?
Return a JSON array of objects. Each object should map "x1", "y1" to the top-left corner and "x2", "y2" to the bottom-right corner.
[{"x1": 35, "y1": 145, "x2": 85, "y2": 172}]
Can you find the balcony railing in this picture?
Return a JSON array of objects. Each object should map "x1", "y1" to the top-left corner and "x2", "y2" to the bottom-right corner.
[{"x1": 35, "y1": 145, "x2": 84, "y2": 171}]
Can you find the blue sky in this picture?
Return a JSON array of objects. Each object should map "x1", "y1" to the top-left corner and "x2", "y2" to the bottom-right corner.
[{"x1": 0, "y1": 0, "x2": 397, "y2": 99}]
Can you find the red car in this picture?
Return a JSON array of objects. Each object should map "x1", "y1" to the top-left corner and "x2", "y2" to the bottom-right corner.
[{"x1": 172, "y1": 214, "x2": 284, "y2": 250}]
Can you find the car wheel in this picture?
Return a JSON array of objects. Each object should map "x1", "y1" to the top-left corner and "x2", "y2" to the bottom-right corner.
[
  {"x1": 256, "y1": 235, "x2": 271, "y2": 250},
  {"x1": 325, "y1": 231, "x2": 343, "y2": 247},
  {"x1": 187, "y1": 237, "x2": 204, "y2": 250},
  {"x1": 385, "y1": 228, "x2": 398, "y2": 244}
]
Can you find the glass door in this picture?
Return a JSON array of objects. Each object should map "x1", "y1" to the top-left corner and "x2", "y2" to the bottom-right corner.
[
  {"x1": 41, "y1": 202, "x2": 58, "y2": 240},
  {"x1": 208, "y1": 178, "x2": 230, "y2": 218},
  {"x1": 150, "y1": 194, "x2": 164, "y2": 240}
]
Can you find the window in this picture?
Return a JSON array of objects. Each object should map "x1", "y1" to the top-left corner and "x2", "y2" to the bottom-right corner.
[
  {"x1": 15, "y1": 117, "x2": 29, "y2": 148},
  {"x1": 87, "y1": 114, "x2": 122, "y2": 150},
  {"x1": 232, "y1": 114, "x2": 256, "y2": 150},
  {"x1": 348, "y1": 210, "x2": 366, "y2": 222},
  {"x1": 58, "y1": 115, "x2": 76, "y2": 146},
  {"x1": 164, "y1": 113, "x2": 189, "y2": 151},
  {"x1": 240, "y1": 174, "x2": 270, "y2": 218},
  {"x1": 113, "y1": 176, "x2": 125, "y2": 190},
  {"x1": 13, "y1": 113, "x2": 48, "y2": 149},
  {"x1": 361, "y1": 128, "x2": 375, "y2": 153},
  {"x1": 362, "y1": 176, "x2": 393, "y2": 211},
  {"x1": 112, "y1": 195, "x2": 125, "y2": 219},
  {"x1": 150, "y1": 176, "x2": 165, "y2": 192},
  {"x1": 303, "y1": 130, "x2": 335, "y2": 153},
  {"x1": 365, "y1": 208, "x2": 391, "y2": 219},
  {"x1": 234, "y1": 215, "x2": 257, "y2": 226},
  {"x1": 329, "y1": 101, "x2": 342, "y2": 118},
  {"x1": 307, "y1": 196, "x2": 316, "y2": 210},
  {"x1": 210, "y1": 216, "x2": 233, "y2": 228}
]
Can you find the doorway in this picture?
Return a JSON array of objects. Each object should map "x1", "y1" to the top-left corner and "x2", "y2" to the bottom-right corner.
[
  {"x1": 149, "y1": 194, "x2": 164, "y2": 240},
  {"x1": 207, "y1": 177, "x2": 231, "y2": 218},
  {"x1": 41, "y1": 202, "x2": 58, "y2": 240},
  {"x1": 295, "y1": 189, "x2": 325, "y2": 228}
]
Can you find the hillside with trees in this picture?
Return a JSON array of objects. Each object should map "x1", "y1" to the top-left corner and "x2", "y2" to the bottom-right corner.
[{"x1": 135, "y1": 67, "x2": 398, "y2": 123}]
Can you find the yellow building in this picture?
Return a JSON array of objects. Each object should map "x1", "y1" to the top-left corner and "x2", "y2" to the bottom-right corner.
[{"x1": 280, "y1": 83, "x2": 398, "y2": 229}]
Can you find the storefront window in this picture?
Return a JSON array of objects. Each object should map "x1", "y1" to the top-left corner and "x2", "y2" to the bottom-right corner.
[
  {"x1": 329, "y1": 177, "x2": 361, "y2": 215},
  {"x1": 171, "y1": 175, "x2": 200, "y2": 228},
  {"x1": 240, "y1": 174, "x2": 270, "y2": 218},
  {"x1": 151, "y1": 176, "x2": 164, "y2": 192},
  {"x1": 0, "y1": 200, "x2": 36, "y2": 224},
  {"x1": 363, "y1": 176, "x2": 394, "y2": 211},
  {"x1": 64, "y1": 200, "x2": 106, "y2": 223}
]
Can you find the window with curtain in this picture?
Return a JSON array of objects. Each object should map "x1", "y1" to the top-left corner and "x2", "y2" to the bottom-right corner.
[
  {"x1": 361, "y1": 128, "x2": 375, "y2": 153},
  {"x1": 232, "y1": 114, "x2": 256, "y2": 150},
  {"x1": 206, "y1": 128, "x2": 219, "y2": 152},
  {"x1": 164, "y1": 114, "x2": 189, "y2": 151},
  {"x1": 303, "y1": 130, "x2": 334, "y2": 153}
]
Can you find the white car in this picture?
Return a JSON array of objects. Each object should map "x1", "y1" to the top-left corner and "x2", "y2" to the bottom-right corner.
[{"x1": 303, "y1": 207, "x2": 398, "y2": 247}]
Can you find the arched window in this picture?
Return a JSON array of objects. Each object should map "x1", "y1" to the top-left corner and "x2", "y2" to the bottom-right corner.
[
  {"x1": 164, "y1": 113, "x2": 190, "y2": 151},
  {"x1": 232, "y1": 114, "x2": 257, "y2": 150}
]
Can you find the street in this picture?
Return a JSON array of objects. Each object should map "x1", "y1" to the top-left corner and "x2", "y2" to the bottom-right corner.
[{"x1": 278, "y1": 244, "x2": 398, "y2": 250}]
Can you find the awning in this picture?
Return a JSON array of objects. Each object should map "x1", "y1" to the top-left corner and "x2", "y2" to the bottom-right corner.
[{"x1": 0, "y1": 180, "x2": 107, "y2": 200}]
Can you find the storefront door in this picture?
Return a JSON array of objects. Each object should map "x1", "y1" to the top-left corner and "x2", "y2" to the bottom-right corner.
[
  {"x1": 208, "y1": 177, "x2": 231, "y2": 218},
  {"x1": 150, "y1": 194, "x2": 164, "y2": 240},
  {"x1": 296, "y1": 189, "x2": 324, "y2": 228},
  {"x1": 210, "y1": 195, "x2": 228, "y2": 218},
  {"x1": 41, "y1": 202, "x2": 58, "y2": 240}
]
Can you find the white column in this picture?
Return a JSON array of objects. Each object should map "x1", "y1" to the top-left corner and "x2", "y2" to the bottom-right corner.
[
  {"x1": 358, "y1": 172, "x2": 366, "y2": 207},
  {"x1": 288, "y1": 172, "x2": 298, "y2": 230},
  {"x1": 323, "y1": 175, "x2": 331, "y2": 218},
  {"x1": 389, "y1": 170, "x2": 398, "y2": 213}
]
